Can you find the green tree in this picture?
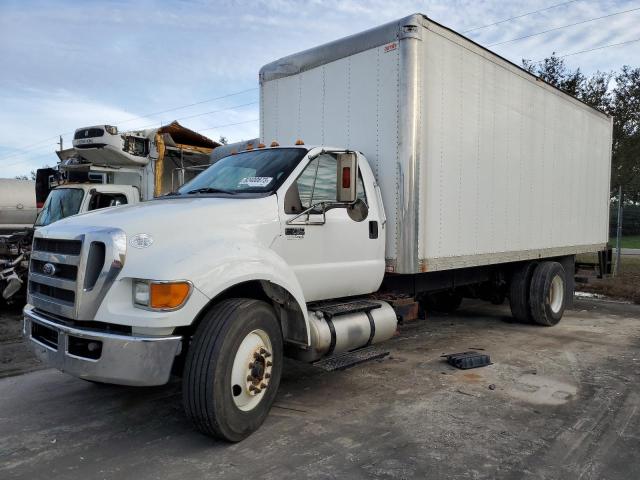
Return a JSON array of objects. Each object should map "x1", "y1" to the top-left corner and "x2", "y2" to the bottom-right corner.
[
  {"x1": 610, "y1": 66, "x2": 640, "y2": 204},
  {"x1": 523, "y1": 55, "x2": 639, "y2": 203}
]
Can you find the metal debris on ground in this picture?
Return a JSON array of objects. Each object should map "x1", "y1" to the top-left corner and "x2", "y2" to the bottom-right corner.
[{"x1": 442, "y1": 351, "x2": 492, "y2": 370}]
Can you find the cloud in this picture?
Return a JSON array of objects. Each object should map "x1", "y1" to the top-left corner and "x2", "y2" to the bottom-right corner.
[{"x1": 1, "y1": 0, "x2": 638, "y2": 177}]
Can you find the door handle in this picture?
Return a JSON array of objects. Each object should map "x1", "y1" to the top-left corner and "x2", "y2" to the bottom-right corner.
[{"x1": 369, "y1": 221, "x2": 378, "y2": 239}]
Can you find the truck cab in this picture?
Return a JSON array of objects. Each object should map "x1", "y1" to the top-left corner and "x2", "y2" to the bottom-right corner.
[
  {"x1": 23, "y1": 145, "x2": 397, "y2": 440},
  {"x1": 34, "y1": 184, "x2": 139, "y2": 228}
]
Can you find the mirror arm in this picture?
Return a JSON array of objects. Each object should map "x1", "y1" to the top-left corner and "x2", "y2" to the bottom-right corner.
[{"x1": 286, "y1": 201, "x2": 353, "y2": 225}]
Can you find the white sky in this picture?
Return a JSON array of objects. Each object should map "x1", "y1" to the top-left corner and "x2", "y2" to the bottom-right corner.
[{"x1": 1, "y1": 0, "x2": 639, "y2": 178}]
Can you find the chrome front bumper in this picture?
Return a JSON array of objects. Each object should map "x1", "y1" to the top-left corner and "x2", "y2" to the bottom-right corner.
[{"x1": 23, "y1": 306, "x2": 182, "y2": 386}]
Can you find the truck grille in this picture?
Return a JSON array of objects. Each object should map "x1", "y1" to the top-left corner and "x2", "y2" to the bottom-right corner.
[
  {"x1": 29, "y1": 282, "x2": 75, "y2": 303},
  {"x1": 29, "y1": 238, "x2": 83, "y2": 318},
  {"x1": 33, "y1": 238, "x2": 82, "y2": 255},
  {"x1": 27, "y1": 227, "x2": 125, "y2": 321}
]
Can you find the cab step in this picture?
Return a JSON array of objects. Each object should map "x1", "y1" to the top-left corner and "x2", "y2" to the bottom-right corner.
[
  {"x1": 311, "y1": 300, "x2": 381, "y2": 319},
  {"x1": 312, "y1": 345, "x2": 389, "y2": 371}
]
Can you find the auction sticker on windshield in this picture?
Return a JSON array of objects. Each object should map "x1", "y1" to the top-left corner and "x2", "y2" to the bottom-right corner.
[{"x1": 238, "y1": 177, "x2": 273, "y2": 187}]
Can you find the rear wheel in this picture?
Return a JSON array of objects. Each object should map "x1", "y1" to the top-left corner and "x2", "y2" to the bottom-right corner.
[
  {"x1": 509, "y1": 262, "x2": 537, "y2": 323},
  {"x1": 529, "y1": 262, "x2": 567, "y2": 326},
  {"x1": 183, "y1": 298, "x2": 283, "y2": 442}
]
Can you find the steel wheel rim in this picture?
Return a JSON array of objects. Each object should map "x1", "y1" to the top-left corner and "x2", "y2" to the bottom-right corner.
[
  {"x1": 230, "y1": 328, "x2": 273, "y2": 411},
  {"x1": 548, "y1": 275, "x2": 564, "y2": 314}
]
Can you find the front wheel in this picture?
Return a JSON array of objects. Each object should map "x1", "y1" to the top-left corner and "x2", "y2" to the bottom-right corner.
[{"x1": 182, "y1": 298, "x2": 283, "y2": 442}]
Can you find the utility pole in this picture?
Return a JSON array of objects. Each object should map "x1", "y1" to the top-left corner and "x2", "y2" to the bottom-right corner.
[
  {"x1": 615, "y1": 185, "x2": 623, "y2": 276},
  {"x1": 57, "y1": 135, "x2": 63, "y2": 151}
]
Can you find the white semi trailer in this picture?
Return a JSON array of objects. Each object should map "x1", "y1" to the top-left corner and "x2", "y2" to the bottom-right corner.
[{"x1": 24, "y1": 14, "x2": 611, "y2": 441}]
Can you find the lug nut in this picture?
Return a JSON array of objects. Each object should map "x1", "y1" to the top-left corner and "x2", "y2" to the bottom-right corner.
[
  {"x1": 259, "y1": 348, "x2": 266, "y2": 354},
  {"x1": 265, "y1": 373, "x2": 271, "y2": 379},
  {"x1": 266, "y1": 361, "x2": 273, "y2": 367},
  {"x1": 247, "y1": 375, "x2": 253, "y2": 382},
  {"x1": 260, "y1": 383, "x2": 267, "y2": 389},
  {"x1": 253, "y1": 352, "x2": 260, "y2": 359},
  {"x1": 248, "y1": 362, "x2": 254, "y2": 369},
  {"x1": 264, "y1": 352, "x2": 272, "y2": 358}
]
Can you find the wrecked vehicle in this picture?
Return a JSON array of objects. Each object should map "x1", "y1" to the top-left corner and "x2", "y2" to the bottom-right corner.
[{"x1": 1, "y1": 122, "x2": 217, "y2": 304}]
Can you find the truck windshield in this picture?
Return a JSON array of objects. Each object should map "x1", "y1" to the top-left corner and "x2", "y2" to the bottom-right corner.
[
  {"x1": 35, "y1": 188, "x2": 84, "y2": 227},
  {"x1": 177, "y1": 148, "x2": 308, "y2": 195}
]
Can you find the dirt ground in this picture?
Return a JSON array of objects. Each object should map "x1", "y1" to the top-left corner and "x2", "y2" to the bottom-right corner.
[
  {"x1": 1, "y1": 298, "x2": 639, "y2": 480},
  {"x1": 0, "y1": 303, "x2": 42, "y2": 379},
  {"x1": 577, "y1": 254, "x2": 640, "y2": 304}
]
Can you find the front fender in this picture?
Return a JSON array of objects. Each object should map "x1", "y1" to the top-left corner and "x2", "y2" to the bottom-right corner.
[
  {"x1": 95, "y1": 236, "x2": 310, "y2": 344},
  {"x1": 189, "y1": 239, "x2": 310, "y2": 344}
]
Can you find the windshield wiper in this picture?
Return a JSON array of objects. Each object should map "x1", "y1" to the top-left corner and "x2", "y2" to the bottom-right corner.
[{"x1": 186, "y1": 187, "x2": 236, "y2": 195}]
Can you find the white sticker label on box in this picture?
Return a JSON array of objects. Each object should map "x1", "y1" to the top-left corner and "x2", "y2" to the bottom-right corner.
[{"x1": 238, "y1": 177, "x2": 273, "y2": 187}]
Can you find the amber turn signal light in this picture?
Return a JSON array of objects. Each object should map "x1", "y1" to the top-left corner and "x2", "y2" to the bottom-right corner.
[{"x1": 149, "y1": 282, "x2": 191, "y2": 309}]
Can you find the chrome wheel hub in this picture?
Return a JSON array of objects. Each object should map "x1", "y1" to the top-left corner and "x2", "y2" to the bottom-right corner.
[
  {"x1": 230, "y1": 329, "x2": 273, "y2": 411},
  {"x1": 548, "y1": 275, "x2": 564, "y2": 314}
]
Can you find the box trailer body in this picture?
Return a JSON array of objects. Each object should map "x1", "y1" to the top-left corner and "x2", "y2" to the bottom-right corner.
[{"x1": 260, "y1": 13, "x2": 613, "y2": 274}]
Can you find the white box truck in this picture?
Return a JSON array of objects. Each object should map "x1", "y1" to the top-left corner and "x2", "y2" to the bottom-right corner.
[{"x1": 23, "y1": 14, "x2": 612, "y2": 442}]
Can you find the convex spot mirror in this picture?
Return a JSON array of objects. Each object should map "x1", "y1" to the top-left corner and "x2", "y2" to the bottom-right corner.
[{"x1": 337, "y1": 152, "x2": 357, "y2": 203}]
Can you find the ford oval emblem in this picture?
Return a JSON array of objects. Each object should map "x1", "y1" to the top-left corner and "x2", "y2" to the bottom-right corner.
[
  {"x1": 130, "y1": 233, "x2": 153, "y2": 249},
  {"x1": 42, "y1": 263, "x2": 56, "y2": 276}
]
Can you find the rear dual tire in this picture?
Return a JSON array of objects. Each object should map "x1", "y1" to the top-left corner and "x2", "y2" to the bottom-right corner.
[
  {"x1": 182, "y1": 298, "x2": 283, "y2": 442},
  {"x1": 529, "y1": 262, "x2": 567, "y2": 326},
  {"x1": 509, "y1": 261, "x2": 567, "y2": 326}
]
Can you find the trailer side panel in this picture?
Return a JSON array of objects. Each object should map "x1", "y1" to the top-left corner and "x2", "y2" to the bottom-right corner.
[{"x1": 418, "y1": 22, "x2": 611, "y2": 271}]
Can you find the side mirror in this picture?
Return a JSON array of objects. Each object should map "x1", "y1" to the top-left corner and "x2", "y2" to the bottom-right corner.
[{"x1": 336, "y1": 152, "x2": 357, "y2": 203}]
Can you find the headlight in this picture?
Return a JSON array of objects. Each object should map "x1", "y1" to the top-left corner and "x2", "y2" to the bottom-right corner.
[
  {"x1": 104, "y1": 125, "x2": 118, "y2": 135},
  {"x1": 133, "y1": 280, "x2": 192, "y2": 311},
  {"x1": 133, "y1": 281, "x2": 150, "y2": 306}
]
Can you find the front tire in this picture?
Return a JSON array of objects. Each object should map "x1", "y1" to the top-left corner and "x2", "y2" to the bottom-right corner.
[{"x1": 183, "y1": 298, "x2": 283, "y2": 442}]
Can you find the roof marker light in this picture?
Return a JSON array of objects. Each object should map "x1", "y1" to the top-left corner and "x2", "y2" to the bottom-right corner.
[
  {"x1": 270, "y1": 141, "x2": 279, "y2": 147},
  {"x1": 295, "y1": 139, "x2": 304, "y2": 145}
]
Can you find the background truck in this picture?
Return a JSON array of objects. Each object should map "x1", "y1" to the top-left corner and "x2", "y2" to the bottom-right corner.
[
  {"x1": 40, "y1": 120, "x2": 219, "y2": 221},
  {"x1": 0, "y1": 122, "x2": 218, "y2": 304},
  {"x1": 23, "y1": 13, "x2": 612, "y2": 442}
]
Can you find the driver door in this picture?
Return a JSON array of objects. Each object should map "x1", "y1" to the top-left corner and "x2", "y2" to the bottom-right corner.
[{"x1": 272, "y1": 152, "x2": 385, "y2": 302}]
